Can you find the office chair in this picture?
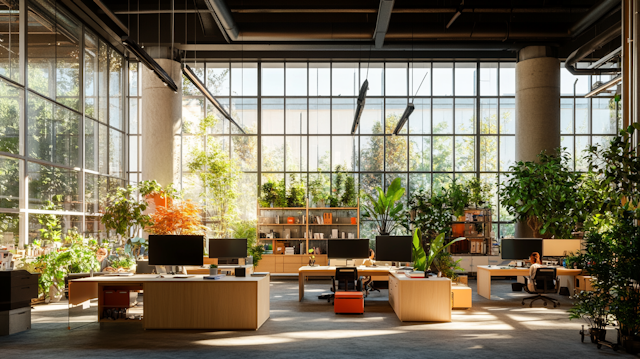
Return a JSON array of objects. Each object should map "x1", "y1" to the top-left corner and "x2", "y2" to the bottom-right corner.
[
  {"x1": 327, "y1": 267, "x2": 363, "y2": 303},
  {"x1": 522, "y1": 267, "x2": 560, "y2": 308}
]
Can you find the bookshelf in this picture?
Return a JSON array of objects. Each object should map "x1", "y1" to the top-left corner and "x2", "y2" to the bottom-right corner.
[{"x1": 255, "y1": 200, "x2": 360, "y2": 273}]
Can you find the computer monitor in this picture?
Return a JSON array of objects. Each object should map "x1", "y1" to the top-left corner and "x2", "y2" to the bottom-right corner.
[
  {"x1": 375, "y1": 236, "x2": 413, "y2": 262},
  {"x1": 543, "y1": 239, "x2": 582, "y2": 257},
  {"x1": 148, "y1": 235, "x2": 204, "y2": 266},
  {"x1": 501, "y1": 238, "x2": 543, "y2": 260},
  {"x1": 209, "y1": 239, "x2": 248, "y2": 259},
  {"x1": 328, "y1": 239, "x2": 370, "y2": 259}
]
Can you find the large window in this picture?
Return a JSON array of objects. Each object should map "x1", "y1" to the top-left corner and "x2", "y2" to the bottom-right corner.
[
  {"x1": 0, "y1": 0, "x2": 128, "y2": 246},
  {"x1": 181, "y1": 61, "x2": 617, "y2": 241}
]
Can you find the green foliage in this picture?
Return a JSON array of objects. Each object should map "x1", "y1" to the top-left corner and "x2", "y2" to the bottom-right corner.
[
  {"x1": 308, "y1": 170, "x2": 329, "y2": 206},
  {"x1": 342, "y1": 175, "x2": 357, "y2": 207},
  {"x1": 37, "y1": 197, "x2": 63, "y2": 244},
  {"x1": 101, "y1": 185, "x2": 151, "y2": 241},
  {"x1": 138, "y1": 180, "x2": 178, "y2": 199},
  {"x1": 259, "y1": 180, "x2": 278, "y2": 207},
  {"x1": 402, "y1": 188, "x2": 451, "y2": 240},
  {"x1": 230, "y1": 220, "x2": 264, "y2": 268},
  {"x1": 287, "y1": 175, "x2": 306, "y2": 207},
  {"x1": 583, "y1": 124, "x2": 640, "y2": 230},
  {"x1": 448, "y1": 178, "x2": 470, "y2": 217},
  {"x1": 187, "y1": 114, "x2": 241, "y2": 237},
  {"x1": 434, "y1": 251, "x2": 464, "y2": 280},
  {"x1": 467, "y1": 177, "x2": 491, "y2": 208},
  {"x1": 361, "y1": 177, "x2": 405, "y2": 235},
  {"x1": 34, "y1": 231, "x2": 100, "y2": 297},
  {"x1": 274, "y1": 179, "x2": 288, "y2": 207},
  {"x1": 499, "y1": 149, "x2": 581, "y2": 238},
  {"x1": 411, "y1": 230, "x2": 466, "y2": 272}
]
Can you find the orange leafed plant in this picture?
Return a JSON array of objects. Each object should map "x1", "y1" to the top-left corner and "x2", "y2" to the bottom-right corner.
[{"x1": 146, "y1": 200, "x2": 208, "y2": 235}]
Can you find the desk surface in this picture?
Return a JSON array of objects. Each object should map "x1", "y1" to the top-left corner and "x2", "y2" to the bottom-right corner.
[
  {"x1": 71, "y1": 274, "x2": 265, "y2": 283},
  {"x1": 476, "y1": 265, "x2": 582, "y2": 275},
  {"x1": 299, "y1": 265, "x2": 397, "y2": 274}
]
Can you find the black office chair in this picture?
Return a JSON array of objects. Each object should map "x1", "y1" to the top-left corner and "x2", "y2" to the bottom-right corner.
[
  {"x1": 326, "y1": 267, "x2": 363, "y2": 303},
  {"x1": 522, "y1": 267, "x2": 560, "y2": 308}
]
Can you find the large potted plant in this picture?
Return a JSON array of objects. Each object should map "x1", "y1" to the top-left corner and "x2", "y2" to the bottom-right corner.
[
  {"x1": 411, "y1": 229, "x2": 465, "y2": 275},
  {"x1": 402, "y1": 188, "x2": 451, "y2": 241},
  {"x1": 499, "y1": 149, "x2": 581, "y2": 238},
  {"x1": 361, "y1": 177, "x2": 405, "y2": 236}
]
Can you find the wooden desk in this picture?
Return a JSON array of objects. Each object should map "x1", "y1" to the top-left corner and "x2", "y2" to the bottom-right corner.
[
  {"x1": 476, "y1": 265, "x2": 582, "y2": 300},
  {"x1": 298, "y1": 266, "x2": 394, "y2": 301},
  {"x1": 69, "y1": 274, "x2": 270, "y2": 330}
]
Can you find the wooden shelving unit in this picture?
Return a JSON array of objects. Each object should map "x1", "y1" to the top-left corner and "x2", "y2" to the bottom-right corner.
[
  {"x1": 255, "y1": 200, "x2": 360, "y2": 273},
  {"x1": 448, "y1": 208, "x2": 493, "y2": 256}
]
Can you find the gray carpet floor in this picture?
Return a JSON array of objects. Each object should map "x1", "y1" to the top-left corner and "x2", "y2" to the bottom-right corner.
[{"x1": 0, "y1": 278, "x2": 636, "y2": 359}]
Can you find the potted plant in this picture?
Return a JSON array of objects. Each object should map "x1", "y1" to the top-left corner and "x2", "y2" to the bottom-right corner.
[
  {"x1": 287, "y1": 175, "x2": 306, "y2": 207},
  {"x1": 499, "y1": 149, "x2": 581, "y2": 238},
  {"x1": 101, "y1": 184, "x2": 153, "y2": 246},
  {"x1": 209, "y1": 264, "x2": 218, "y2": 276},
  {"x1": 448, "y1": 178, "x2": 470, "y2": 219},
  {"x1": 411, "y1": 229, "x2": 465, "y2": 275},
  {"x1": 341, "y1": 175, "x2": 357, "y2": 207},
  {"x1": 309, "y1": 170, "x2": 329, "y2": 207},
  {"x1": 467, "y1": 177, "x2": 491, "y2": 209},
  {"x1": 259, "y1": 180, "x2": 278, "y2": 208},
  {"x1": 361, "y1": 177, "x2": 405, "y2": 236},
  {"x1": 138, "y1": 180, "x2": 177, "y2": 208}
]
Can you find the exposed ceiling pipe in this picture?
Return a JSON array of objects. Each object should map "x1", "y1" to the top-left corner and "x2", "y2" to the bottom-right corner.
[
  {"x1": 565, "y1": 21, "x2": 621, "y2": 75},
  {"x1": 373, "y1": 0, "x2": 395, "y2": 48},
  {"x1": 176, "y1": 43, "x2": 520, "y2": 52},
  {"x1": 94, "y1": 0, "x2": 129, "y2": 35},
  {"x1": 204, "y1": 0, "x2": 239, "y2": 42},
  {"x1": 568, "y1": 0, "x2": 620, "y2": 38},
  {"x1": 114, "y1": 7, "x2": 590, "y2": 15},
  {"x1": 587, "y1": 45, "x2": 621, "y2": 68}
]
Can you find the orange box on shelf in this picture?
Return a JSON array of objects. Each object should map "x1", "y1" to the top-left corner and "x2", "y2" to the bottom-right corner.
[
  {"x1": 334, "y1": 291, "x2": 364, "y2": 314},
  {"x1": 287, "y1": 217, "x2": 295, "y2": 224},
  {"x1": 323, "y1": 213, "x2": 333, "y2": 224},
  {"x1": 351, "y1": 217, "x2": 357, "y2": 225}
]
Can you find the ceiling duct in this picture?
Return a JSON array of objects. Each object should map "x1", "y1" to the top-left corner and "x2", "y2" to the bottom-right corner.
[
  {"x1": 565, "y1": 21, "x2": 621, "y2": 75},
  {"x1": 569, "y1": 0, "x2": 620, "y2": 38},
  {"x1": 204, "y1": 0, "x2": 239, "y2": 42}
]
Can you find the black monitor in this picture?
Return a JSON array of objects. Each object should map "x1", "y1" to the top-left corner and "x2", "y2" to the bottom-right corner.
[
  {"x1": 328, "y1": 239, "x2": 370, "y2": 259},
  {"x1": 375, "y1": 236, "x2": 413, "y2": 262},
  {"x1": 501, "y1": 238, "x2": 543, "y2": 260},
  {"x1": 148, "y1": 235, "x2": 204, "y2": 266},
  {"x1": 209, "y1": 239, "x2": 248, "y2": 259}
]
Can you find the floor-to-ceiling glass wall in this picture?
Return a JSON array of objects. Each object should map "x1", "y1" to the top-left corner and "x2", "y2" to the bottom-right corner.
[
  {"x1": 0, "y1": 0, "x2": 128, "y2": 248},
  {"x1": 181, "y1": 60, "x2": 615, "y2": 241}
]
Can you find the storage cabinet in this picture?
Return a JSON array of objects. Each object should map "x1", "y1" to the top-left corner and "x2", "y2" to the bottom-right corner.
[{"x1": 0, "y1": 270, "x2": 39, "y2": 336}]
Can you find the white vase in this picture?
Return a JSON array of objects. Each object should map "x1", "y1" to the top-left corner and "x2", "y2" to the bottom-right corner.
[{"x1": 210, "y1": 268, "x2": 218, "y2": 276}]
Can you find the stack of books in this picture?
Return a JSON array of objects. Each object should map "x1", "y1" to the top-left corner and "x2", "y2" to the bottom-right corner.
[{"x1": 284, "y1": 247, "x2": 295, "y2": 255}]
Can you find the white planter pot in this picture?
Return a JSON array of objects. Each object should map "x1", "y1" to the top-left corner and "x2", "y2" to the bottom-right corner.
[{"x1": 49, "y1": 285, "x2": 63, "y2": 303}]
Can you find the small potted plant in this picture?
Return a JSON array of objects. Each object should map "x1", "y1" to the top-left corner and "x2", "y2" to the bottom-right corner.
[{"x1": 209, "y1": 264, "x2": 218, "y2": 276}]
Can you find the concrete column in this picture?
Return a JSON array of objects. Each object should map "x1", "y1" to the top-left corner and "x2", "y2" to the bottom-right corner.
[
  {"x1": 141, "y1": 58, "x2": 182, "y2": 187},
  {"x1": 515, "y1": 46, "x2": 560, "y2": 237}
]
